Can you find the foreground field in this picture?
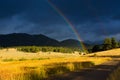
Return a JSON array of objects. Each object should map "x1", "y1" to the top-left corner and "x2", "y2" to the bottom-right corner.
[
  {"x1": 107, "y1": 66, "x2": 120, "y2": 80},
  {"x1": 48, "y1": 60, "x2": 120, "y2": 80},
  {"x1": 0, "y1": 48, "x2": 112, "y2": 80},
  {"x1": 0, "y1": 57, "x2": 111, "y2": 80}
]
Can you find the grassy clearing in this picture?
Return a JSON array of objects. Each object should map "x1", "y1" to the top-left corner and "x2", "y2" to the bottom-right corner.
[
  {"x1": 0, "y1": 48, "x2": 114, "y2": 80},
  {"x1": 0, "y1": 48, "x2": 80, "y2": 60}
]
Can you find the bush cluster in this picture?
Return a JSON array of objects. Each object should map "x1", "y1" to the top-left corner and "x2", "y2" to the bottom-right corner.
[
  {"x1": 17, "y1": 46, "x2": 81, "y2": 53},
  {"x1": 92, "y1": 37, "x2": 120, "y2": 52}
]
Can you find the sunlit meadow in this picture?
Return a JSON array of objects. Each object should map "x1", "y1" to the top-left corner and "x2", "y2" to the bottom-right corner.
[{"x1": 0, "y1": 48, "x2": 112, "y2": 80}]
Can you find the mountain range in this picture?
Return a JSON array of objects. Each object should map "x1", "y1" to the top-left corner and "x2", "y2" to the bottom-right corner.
[{"x1": 0, "y1": 33, "x2": 99, "y2": 48}]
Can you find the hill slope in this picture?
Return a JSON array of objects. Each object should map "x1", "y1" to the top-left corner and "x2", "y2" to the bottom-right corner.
[
  {"x1": 0, "y1": 33, "x2": 60, "y2": 47},
  {"x1": 0, "y1": 33, "x2": 91, "y2": 48},
  {"x1": 61, "y1": 39, "x2": 90, "y2": 48}
]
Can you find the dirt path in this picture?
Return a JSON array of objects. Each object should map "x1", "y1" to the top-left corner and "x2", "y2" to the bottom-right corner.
[{"x1": 47, "y1": 59, "x2": 120, "y2": 80}]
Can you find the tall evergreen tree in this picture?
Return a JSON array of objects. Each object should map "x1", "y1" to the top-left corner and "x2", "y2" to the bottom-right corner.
[
  {"x1": 111, "y1": 37, "x2": 119, "y2": 48},
  {"x1": 103, "y1": 38, "x2": 112, "y2": 50},
  {"x1": 92, "y1": 45, "x2": 103, "y2": 52},
  {"x1": 118, "y1": 40, "x2": 120, "y2": 48}
]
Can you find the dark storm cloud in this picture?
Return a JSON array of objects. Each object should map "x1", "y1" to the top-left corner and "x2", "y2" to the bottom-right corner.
[
  {"x1": 0, "y1": 0, "x2": 120, "y2": 41},
  {"x1": 49, "y1": 0, "x2": 120, "y2": 41},
  {"x1": 0, "y1": 0, "x2": 32, "y2": 18},
  {"x1": 112, "y1": 14, "x2": 120, "y2": 20},
  {"x1": 1, "y1": 0, "x2": 120, "y2": 22},
  {"x1": 50, "y1": 0, "x2": 120, "y2": 23},
  {"x1": 81, "y1": 21, "x2": 120, "y2": 36}
]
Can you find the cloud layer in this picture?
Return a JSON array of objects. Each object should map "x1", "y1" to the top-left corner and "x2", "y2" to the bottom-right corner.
[{"x1": 0, "y1": 0, "x2": 120, "y2": 41}]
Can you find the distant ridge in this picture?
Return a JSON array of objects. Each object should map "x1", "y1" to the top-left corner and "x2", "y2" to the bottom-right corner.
[
  {"x1": 61, "y1": 39, "x2": 81, "y2": 47},
  {"x1": 61, "y1": 39, "x2": 91, "y2": 48},
  {"x1": 0, "y1": 33, "x2": 91, "y2": 48},
  {"x1": 0, "y1": 33, "x2": 60, "y2": 47}
]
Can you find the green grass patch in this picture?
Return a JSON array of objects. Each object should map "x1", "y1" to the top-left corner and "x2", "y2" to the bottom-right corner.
[
  {"x1": 18, "y1": 58, "x2": 27, "y2": 61},
  {"x1": 2, "y1": 58, "x2": 15, "y2": 62}
]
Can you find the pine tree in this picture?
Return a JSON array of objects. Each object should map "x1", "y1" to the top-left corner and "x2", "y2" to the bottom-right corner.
[
  {"x1": 111, "y1": 37, "x2": 119, "y2": 48},
  {"x1": 118, "y1": 40, "x2": 120, "y2": 48},
  {"x1": 103, "y1": 38, "x2": 112, "y2": 50},
  {"x1": 92, "y1": 45, "x2": 103, "y2": 52}
]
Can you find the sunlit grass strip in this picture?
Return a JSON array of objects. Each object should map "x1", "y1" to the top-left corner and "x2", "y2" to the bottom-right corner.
[
  {"x1": 0, "y1": 57, "x2": 111, "y2": 80},
  {"x1": 0, "y1": 57, "x2": 50, "y2": 62},
  {"x1": 18, "y1": 62, "x2": 94, "y2": 80}
]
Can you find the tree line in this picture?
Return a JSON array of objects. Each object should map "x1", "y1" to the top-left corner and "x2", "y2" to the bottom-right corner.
[
  {"x1": 92, "y1": 37, "x2": 120, "y2": 52},
  {"x1": 17, "y1": 46, "x2": 81, "y2": 53}
]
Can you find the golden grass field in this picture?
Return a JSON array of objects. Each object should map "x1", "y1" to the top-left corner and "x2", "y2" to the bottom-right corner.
[
  {"x1": 0, "y1": 48, "x2": 81, "y2": 59},
  {"x1": 86, "y1": 48, "x2": 120, "y2": 57},
  {"x1": 0, "y1": 48, "x2": 120, "y2": 80}
]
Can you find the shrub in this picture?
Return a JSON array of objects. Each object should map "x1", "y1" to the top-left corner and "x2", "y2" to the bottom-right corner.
[{"x1": 17, "y1": 46, "x2": 82, "y2": 53}]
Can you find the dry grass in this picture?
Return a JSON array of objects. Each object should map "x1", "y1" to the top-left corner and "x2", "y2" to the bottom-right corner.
[
  {"x1": 0, "y1": 48, "x2": 80, "y2": 60},
  {"x1": 0, "y1": 57, "x2": 111, "y2": 80},
  {"x1": 86, "y1": 48, "x2": 120, "y2": 57},
  {"x1": 0, "y1": 48, "x2": 114, "y2": 80}
]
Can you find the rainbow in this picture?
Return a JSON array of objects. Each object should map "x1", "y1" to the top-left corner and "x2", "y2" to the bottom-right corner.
[{"x1": 47, "y1": 0, "x2": 88, "y2": 52}]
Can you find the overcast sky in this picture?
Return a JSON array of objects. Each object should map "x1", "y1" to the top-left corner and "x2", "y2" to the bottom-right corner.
[{"x1": 0, "y1": 0, "x2": 120, "y2": 41}]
